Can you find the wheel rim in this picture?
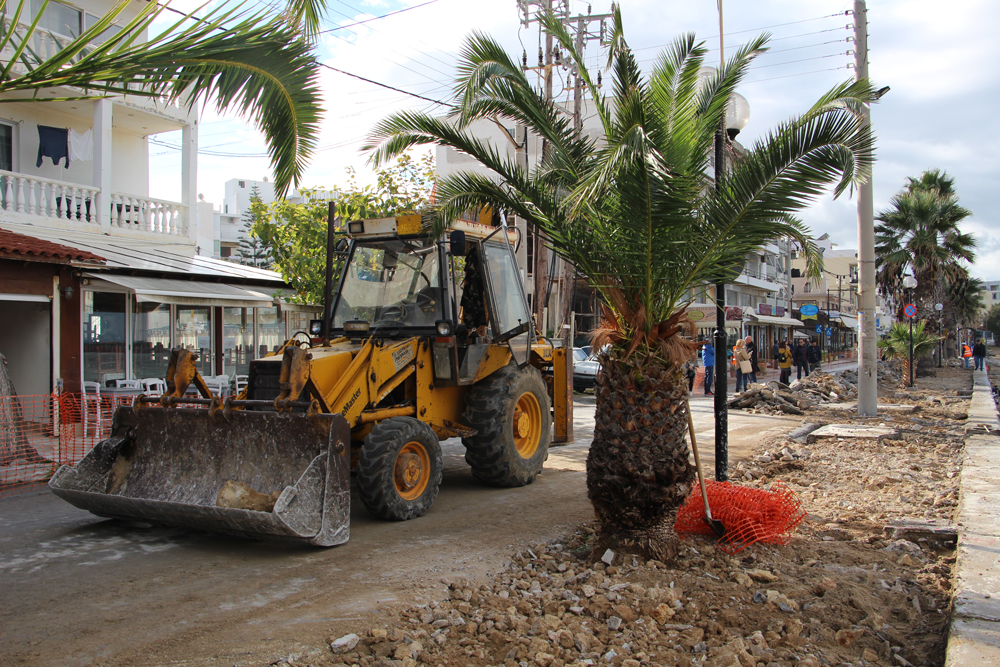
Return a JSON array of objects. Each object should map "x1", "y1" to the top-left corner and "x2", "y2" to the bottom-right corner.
[
  {"x1": 512, "y1": 391, "x2": 542, "y2": 459},
  {"x1": 394, "y1": 441, "x2": 430, "y2": 501}
]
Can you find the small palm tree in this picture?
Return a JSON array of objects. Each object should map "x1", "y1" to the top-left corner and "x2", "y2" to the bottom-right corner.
[
  {"x1": 0, "y1": 0, "x2": 324, "y2": 195},
  {"x1": 875, "y1": 170, "x2": 976, "y2": 320},
  {"x1": 365, "y1": 9, "x2": 875, "y2": 551},
  {"x1": 878, "y1": 321, "x2": 941, "y2": 386}
]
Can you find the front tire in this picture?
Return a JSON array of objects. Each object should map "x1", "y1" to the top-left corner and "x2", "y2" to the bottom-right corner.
[
  {"x1": 357, "y1": 417, "x2": 442, "y2": 521},
  {"x1": 462, "y1": 363, "x2": 551, "y2": 487}
]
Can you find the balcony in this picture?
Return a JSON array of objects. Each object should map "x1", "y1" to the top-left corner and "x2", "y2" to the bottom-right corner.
[{"x1": 0, "y1": 171, "x2": 188, "y2": 240}]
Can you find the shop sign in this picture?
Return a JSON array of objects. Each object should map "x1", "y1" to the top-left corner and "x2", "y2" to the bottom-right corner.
[
  {"x1": 775, "y1": 305, "x2": 786, "y2": 317},
  {"x1": 757, "y1": 303, "x2": 773, "y2": 316},
  {"x1": 724, "y1": 306, "x2": 743, "y2": 320}
]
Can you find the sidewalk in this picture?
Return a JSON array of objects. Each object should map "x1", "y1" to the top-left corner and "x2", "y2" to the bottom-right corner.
[{"x1": 946, "y1": 364, "x2": 1000, "y2": 664}]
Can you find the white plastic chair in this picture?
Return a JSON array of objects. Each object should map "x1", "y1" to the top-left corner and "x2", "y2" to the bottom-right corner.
[
  {"x1": 233, "y1": 374, "x2": 249, "y2": 395},
  {"x1": 204, "y1": 374, "x2": 229, "y2": 397},
  {"x1": 115, "y1": 379, "x2": 141, "y2": 389},
  {"x1": 81, "y1": 381, "x2": 104, "y2": 437},
  {"x1": 141, "y1": 378, "x2": 167, "y2": 397}
]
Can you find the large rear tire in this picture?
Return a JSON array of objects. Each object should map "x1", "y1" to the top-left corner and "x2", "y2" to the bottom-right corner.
[
  {"x1": 357, "y1": 417, "x2": 442, "y2": 521},
  {"x1": 462, "y1": 363, "x2": 551, "y2": 487}
]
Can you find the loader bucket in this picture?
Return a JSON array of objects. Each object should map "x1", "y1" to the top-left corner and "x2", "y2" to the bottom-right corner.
[{"x1": 49, "y1": 407, "x2": 351, "y2": 547}]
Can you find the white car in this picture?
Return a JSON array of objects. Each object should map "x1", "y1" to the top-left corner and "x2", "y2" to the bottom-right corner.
[{"x1": 573, "y1": 352, "x2": 602, "y2": 392}]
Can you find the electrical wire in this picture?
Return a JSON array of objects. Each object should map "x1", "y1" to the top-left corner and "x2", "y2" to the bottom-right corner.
[
  {"x1": 319, "y1": 62, "x2": 448, "y2": 106},
  {"x1": 316, "y1": 0, "x2": 441, "y2": 35},
  {"x1": 744, "y1": 65, "x2": 852, "y2": 85},
  {"x1": 749, "y1": 52, "x2": 848, "y2": 70}
]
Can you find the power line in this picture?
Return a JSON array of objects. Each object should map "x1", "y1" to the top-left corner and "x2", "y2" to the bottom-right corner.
[
  {"x1": 317, "y1": 0, "x2": 441, "y2": 35},
  {"x1": 319, "y1": 62, "x2": 449, "y2": 105},
  {"x1": 750, "y1": 52, "x2": 848, "y2": 70},
  {"x1": 744, "y1": 65, "x2": 852, "y2": 84},
  {"x1": 713, "y1": 11, "x2": 849, "y2": 38}
]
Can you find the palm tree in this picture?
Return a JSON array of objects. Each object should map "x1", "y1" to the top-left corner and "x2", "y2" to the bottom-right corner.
[
  {"x1": 877, "y1": 321, "x2": 940, "y2": 386},
  {"x1": 364, "y1": 9, "x2": 875, "y2": 550},
  {"x1": 0, "y1": 0, "x2": 325, "y2": 195},
  {"x1": 875, "y1": 170, "x2": 976, "y2": 321}
]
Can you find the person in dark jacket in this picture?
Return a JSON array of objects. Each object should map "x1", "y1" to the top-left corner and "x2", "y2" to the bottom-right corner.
[
  {"x1": 974, "y1": 339, "x2": 987, "y2": 371},
  {"x1": 771, "y1": 340, "x2": 780, "y2": 369},
  {"x1": 702, "y1": 340, "x2": 715, "y2": 395},
  {"x1": 807, "y1": 340, "x2": 822, "y2": 372},
  {"x1": 778, "y1": 340, "x2": 793, "y2": 384},
  {"x1": 745, "y1": 335, "x2": 758, "y2": 385},
  {"x1": 793, "y1": 339, "x2": 807, "y2": 379}
]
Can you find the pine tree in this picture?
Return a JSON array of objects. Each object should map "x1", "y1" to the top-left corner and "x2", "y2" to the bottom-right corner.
[{"x1": 238, "y1": 186, "x2": 272, "y2": 269}]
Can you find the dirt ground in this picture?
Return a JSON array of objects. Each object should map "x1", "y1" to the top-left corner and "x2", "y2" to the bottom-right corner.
[
  {"x1": 0, "y1": 395, "x2": 803, "y2": 667},
  {"x1": 274, "y1": 366, "x2": 973, "y2": 667}
]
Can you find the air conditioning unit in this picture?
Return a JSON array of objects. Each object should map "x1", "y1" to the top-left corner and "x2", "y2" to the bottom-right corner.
[{"x1": 791, "y1": 268, "x2": 801, "y2": 278}]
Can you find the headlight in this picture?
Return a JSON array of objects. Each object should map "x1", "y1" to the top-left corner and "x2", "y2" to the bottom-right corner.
[
  {"x1": 343, "y1": 320, "x2": 370, "y2": 334},
  {"x1": 435, "y1": 321, "x2": 452, "y2": 336},
  {"x1": 347, "y1": 221, "x2": 365, "y2": 234}
]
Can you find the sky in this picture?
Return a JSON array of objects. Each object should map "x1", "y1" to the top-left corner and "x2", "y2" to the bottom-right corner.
[{"x1": 147, "y1": 0, "x2": 1000, "y2": 280}]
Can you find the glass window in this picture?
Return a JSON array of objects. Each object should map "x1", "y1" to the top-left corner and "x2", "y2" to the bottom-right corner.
[
  {"x1": 482, "y1": 242, "x2": 530, "y2": 336},
  {"x1": 223, "y1": 307, "x2": 254, "y2": 375},
  {"x1": 84, "y1": 13, "x2": 122, "y2": 45},
  {"x1": 32, "y1": 0, "x2": 81, "y2": 38},
  {"x1": 257, "y1": 307, "x2": 282, "y2": 357},
  {"x1": 132, "y1": 301, "x2": 171, "y2": 381},
  {"x1": 83, "y1": 291, "x2": 126, "y2": 386},
  {"x1": 333, "y1": 238, "x2": 444, "y2": 329},
  {"x1": 176, "y1": 306, "x2": 212, "y2": 376}
]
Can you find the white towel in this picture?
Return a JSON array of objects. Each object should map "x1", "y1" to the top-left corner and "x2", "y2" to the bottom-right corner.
[{"x1": 68, "y1": 128, "x2": 93, "y2": 162}]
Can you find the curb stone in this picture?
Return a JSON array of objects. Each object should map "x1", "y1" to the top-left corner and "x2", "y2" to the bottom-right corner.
[{"x1": 945, "y1": 366, "x2": 1000, "y2": 666}]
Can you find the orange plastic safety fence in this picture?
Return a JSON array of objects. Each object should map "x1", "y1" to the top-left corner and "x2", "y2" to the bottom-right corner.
[
  {"x1": 673, "y1": 481, "x2": 808, "y2": 554},
  {"x1": 0, "y1": 393, "x2": 208, "y2": 498}
]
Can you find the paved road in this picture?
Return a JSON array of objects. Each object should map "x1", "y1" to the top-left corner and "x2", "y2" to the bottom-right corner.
[{"x1": 0, "y1": 394, "x2": 799, "y2": 667}]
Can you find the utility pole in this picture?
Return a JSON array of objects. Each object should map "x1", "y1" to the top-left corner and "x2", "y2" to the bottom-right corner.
[
  {"x1": 854, "y1": 0, "x2": 878, "y2": 416},
  {"x1": 518, "y1": 1, "x2": 609, "y2": 341}
]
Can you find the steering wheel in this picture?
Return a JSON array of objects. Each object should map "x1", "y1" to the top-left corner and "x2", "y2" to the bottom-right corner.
[
  {"x1": 378, "y1": 304, "x2": 408, "y2": 322},
  {"x1": 291, "y1": 331, "x2": 313, "y2": 349},
  {"x1": 400, "y1": 291, "x2": 436, "y2": 311}
]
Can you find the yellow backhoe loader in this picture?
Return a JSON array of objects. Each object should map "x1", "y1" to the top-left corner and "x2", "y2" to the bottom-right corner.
[{"x1": 50, "y1": 215, "x2": 573, "y2": 546}]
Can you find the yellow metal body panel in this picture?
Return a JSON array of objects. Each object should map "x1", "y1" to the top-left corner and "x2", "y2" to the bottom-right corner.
[
  {"x1": 414, "y1": 339, "x2": 466, "y2": 439},
  {"x1": 367, "y1": 339, "x2": 418, "y2": 405},
  {"x1": 473, "y1": 344, "x2": 513, "y2": 383},
  {"x1": 395, "y1": 215, "x2": 423, "y2": 235},
  {"x1": 320, "y1": 341, "x2": 374, "y2": 425},
  {"x1": 552, "y1": 347, "x2": 574, "y2": 443}
]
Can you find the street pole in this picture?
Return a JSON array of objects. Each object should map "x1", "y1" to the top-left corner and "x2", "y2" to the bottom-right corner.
[
  {"x1": 713, "y1": 2, "x2": 728, "y2": 482},
  {"x1": 909, "y1": 314, "x2": 914, "y2": 387},
  {"x1": 854, "y1": 0, "x2": 878, "y2": 415}
]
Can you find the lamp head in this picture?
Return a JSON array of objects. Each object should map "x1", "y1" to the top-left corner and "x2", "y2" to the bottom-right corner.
[{"x1": 902, "y1": 275, "x2": 917, "y2": 290}]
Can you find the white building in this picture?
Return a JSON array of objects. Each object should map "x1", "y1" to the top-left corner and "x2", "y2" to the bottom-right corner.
[{"x1": 0, "y1": 0, "x2": 317, "y2": 397}]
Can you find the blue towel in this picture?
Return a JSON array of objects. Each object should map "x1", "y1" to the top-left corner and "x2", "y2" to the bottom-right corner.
[{"x1": 37, "y1": 125, "x2": 69, "y2": 168}]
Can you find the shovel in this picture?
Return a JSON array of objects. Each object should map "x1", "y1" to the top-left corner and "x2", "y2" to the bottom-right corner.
[{"x1": 686, "y1": 393, "x2": 726, "y2": 538}]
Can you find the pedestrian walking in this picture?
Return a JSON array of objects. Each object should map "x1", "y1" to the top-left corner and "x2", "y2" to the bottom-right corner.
[
  {"x1": 734, "y1": 339, "x2": 751, "y2": 393},
  {"x1": 974, "y1": 339, "x2": 987, "y2": 371},
  {"x1": 778, "y1": 340, "x2": 793, "y2": 385},
  {"x1": 745, "y1": 335, "x2": 759, "y2": 385},
  {"x1": 793, "y1": 339, "x2": 808, "y2": 379},
  {"x1": 807, "y1": 340, "x2": 823, "y2": 373},
  {"x1": 684, "y1": 359, "x2": 696, "y2": 392},
  {"x1": 702, "y1": 340, "x2": 715, "y2": 395},
  {"x1": 771, "y1": 339, "x2": 780, "y2": 370},
  {"x1": 962, "y1": 343, "x2": 973, "y2": 369}
]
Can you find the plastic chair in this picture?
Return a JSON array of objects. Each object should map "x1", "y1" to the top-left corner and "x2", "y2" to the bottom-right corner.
[
  {"x1": 141, "y1": 378, "x2": 167, "y2": 397},
  {"x1": 81, "y1": 381, "x2": 104, "y2": 437},
  {"x1": 115, "y1": 379, "x2": 141, "y2": 389},
  {"x1": 204, "y1": 374, "x2": 229, "y2": 397},
  {"x1": 233, "y1": 374, "x2": 249, "y2": 395}
]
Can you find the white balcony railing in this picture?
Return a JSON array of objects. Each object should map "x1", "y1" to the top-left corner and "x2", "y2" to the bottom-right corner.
[
  {"x1": 1, "y1": 170, "x2": 100, "y2": 222},
  {"x1": 108, "y1": 193, "x2": 185, "y2": 236},
  {"x1": 0, "y1": 171, "x2": 187, "y2": 237}
]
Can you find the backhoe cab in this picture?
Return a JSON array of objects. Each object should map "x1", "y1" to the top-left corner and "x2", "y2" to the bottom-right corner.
[{"x1": 50, "y1": 215, "x2": 573, "y2": 546}]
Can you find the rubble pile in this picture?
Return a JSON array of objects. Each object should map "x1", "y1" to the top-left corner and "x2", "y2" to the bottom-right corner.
[{"x1": 728, "y1": 373, "x2": 857, "y2": 415}]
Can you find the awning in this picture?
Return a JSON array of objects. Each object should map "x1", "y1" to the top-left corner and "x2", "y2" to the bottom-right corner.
[
  {"x1": 0, "y1": 293, "x2": 49, "y2": 302},
  {"x1": 746, "y1": 312, "x2": 803, "y2": 327},
  {"x1": 85, "y1": 273, "x2": 275, "y2": 308},
  {"x1": 835, "y1": 315, "x2": 858, "y2": 328}
]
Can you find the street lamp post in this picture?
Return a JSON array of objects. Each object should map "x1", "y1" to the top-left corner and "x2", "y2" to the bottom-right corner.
[
  {"x1": 935, "y1": 302, "x2": 944, "y2": 368},
  {"x1": 903, "y1": 275, "x2": 917, "y2": 387}
]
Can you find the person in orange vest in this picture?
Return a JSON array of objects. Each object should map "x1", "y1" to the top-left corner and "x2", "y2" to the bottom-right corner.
[{"x1": 962, "y1": 343, "x2": 973, "y2": 369}]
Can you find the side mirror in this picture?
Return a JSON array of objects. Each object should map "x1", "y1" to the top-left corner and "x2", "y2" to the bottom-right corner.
[
  {"x1": 449, "y1": 230, "x2": 466, "y2": 257},
  {"x1": 334, "y1": 238, "x2": 349, "y2": 253}
]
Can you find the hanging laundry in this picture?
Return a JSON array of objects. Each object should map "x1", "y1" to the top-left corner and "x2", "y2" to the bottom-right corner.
[
  {"x1": 69, "y1": 128, "x2": 93, "y2": 162},
  {"x1": 36, "y1": 125, "x2": 69, "y2": 168}
]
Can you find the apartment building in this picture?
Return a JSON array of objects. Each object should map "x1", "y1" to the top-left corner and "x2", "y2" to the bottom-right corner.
[{"x1": 0, "y1": 0, "x2": 312, "y2": 396}]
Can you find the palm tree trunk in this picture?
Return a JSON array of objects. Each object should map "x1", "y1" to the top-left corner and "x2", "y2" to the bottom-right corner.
[{"x1": 586, "y1": 358, "x2": 696, "y2": 534}]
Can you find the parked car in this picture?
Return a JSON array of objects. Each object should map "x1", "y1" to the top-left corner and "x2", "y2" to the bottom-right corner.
[
  {"x1": 572, "y1": 347, "x2": 590, "y2": 363},
  {"x1": 573, "y1": 352, "x2": 602, "y2": 392}
]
